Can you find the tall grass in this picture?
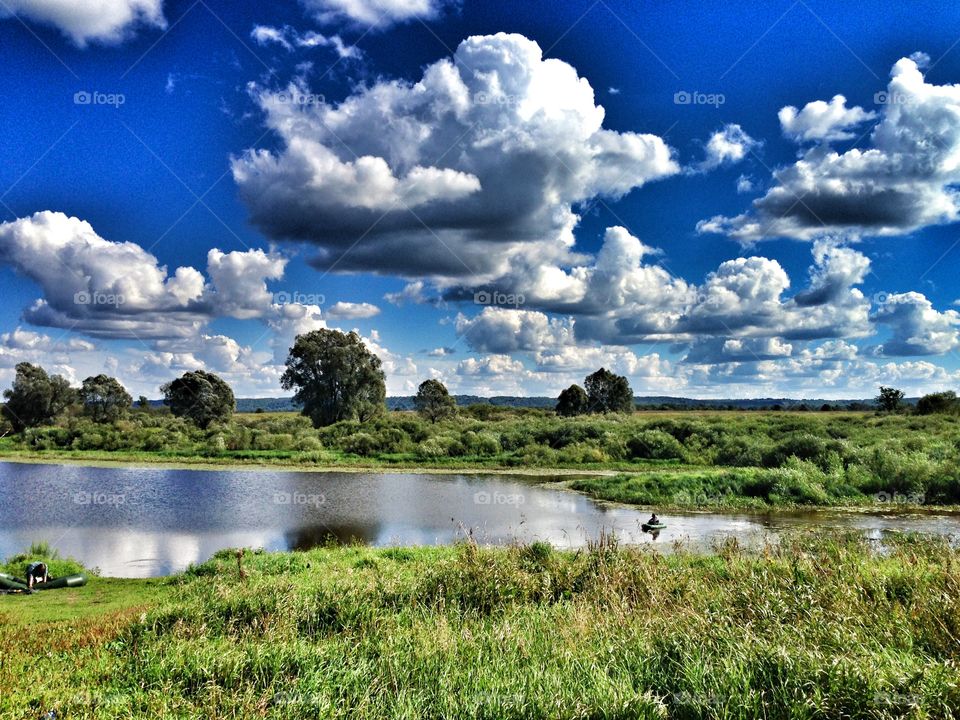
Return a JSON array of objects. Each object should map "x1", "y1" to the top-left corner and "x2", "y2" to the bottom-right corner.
[
  {"x1": 4, "y1": 535, "x2": 959, "y2": 718},
  {"x1": 5, "y1": 409, "x2": 960, "y2": 506}
]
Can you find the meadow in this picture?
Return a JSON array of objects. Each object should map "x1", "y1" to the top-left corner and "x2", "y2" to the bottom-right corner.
[
  {"x1": 2, "y1": 534, "x2": 958, "y2": 719},
  {"x1": 2, "y1": 407, "x2": 959, "y2": 507}
]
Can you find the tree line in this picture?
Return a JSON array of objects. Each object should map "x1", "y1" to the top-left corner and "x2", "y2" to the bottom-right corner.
[{"x1": 4, "y1": 328, "x2": 959, "y2": 435}]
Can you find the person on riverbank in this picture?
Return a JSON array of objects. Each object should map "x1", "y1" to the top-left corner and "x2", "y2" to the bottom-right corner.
[{"x1": 26, "y1": 561, "x2": 50, "y2": 589}]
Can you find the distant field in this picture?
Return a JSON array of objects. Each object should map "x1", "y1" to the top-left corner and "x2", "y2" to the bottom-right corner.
[
  {"x1": 3, "y1": 534, "x2": 958, "y2": 719},
  {"x1": 2, "y1": 408, "x2": 959, "y2": 507}
]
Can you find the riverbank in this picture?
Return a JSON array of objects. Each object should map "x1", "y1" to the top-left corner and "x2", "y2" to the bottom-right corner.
[
  {"x1": 3, "y1": 536, "x2": 958, "y2": 719},
  {"x1": 0, "y1": 450, "x2": 620, "y2": 476}
]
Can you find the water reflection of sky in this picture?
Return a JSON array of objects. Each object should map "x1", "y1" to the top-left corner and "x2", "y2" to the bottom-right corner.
[{"x1": 2, "y1": 462, "x2": 958, "y2": 577}]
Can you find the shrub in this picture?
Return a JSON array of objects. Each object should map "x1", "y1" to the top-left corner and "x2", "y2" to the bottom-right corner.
[
  {"x1": 341, "y1": 432, "x2": 380, "y2": 456},
  {"x1": 627, "y1": 430, "x2": 685, "y2": 460}
]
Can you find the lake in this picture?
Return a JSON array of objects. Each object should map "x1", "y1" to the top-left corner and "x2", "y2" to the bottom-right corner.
[{"x1": 1, "y1": 461, "x2": 958, "y2": 577}]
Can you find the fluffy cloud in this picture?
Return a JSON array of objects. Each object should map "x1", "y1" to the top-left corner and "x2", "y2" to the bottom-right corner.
[
  {"x1": 0, "y1": 0, "x2": 165, "y2": 46},
  {"x1": 326, "y1": 301, "x2": 381, "y2": 319},
  {"x1": 871, "y1": 292, "x2": 960, "y2": 356},
  {"x1": 0, "y1": 211, "x2": 206, "y2": 338},
  {"x1": 233, "y1": 33, "x2": 678, "y2": 281},
  {"x1": 699, "y1": 56, "x2": 960, "y2": 242},
  {"x1": 301, "y1": 0, "x2": 452, "y2": 29},
  {"x1": 778, "y1": 94, "x2": 876, "y2": 143},
  {"x1": 455, "y1": 308, "x2": 574, "y2": 353},
  {"x1": 698, "y1": 124, "x2": 759, "y2": 170}
]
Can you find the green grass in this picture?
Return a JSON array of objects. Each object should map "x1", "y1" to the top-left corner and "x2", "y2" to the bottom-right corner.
[{"x1": 2, "y1": 535, "x2": 959, "y2": 718}]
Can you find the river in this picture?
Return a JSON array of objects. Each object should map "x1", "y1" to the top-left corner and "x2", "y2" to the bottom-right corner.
[{"x1": 1, "y1": 462, "x2": 957, "y2": 577}]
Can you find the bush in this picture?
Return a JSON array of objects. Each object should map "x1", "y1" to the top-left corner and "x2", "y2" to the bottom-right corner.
[
  {"x1": 627, "y1": 430, "x2": 685, "y2": 460},
  {"x1": 341, "y1": 432, "x2": 380, "y2": 456}
]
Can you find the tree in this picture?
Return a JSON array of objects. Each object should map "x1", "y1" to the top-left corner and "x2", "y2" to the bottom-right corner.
[
  {"x1": 161, "y1": 370, "x2": 235, "y2": 428},
  {"x1": 916, "y1": 390, "x2": 959, "y2": 415},
  {"x1": 1, "y1": 362, "x2": 76, "y2": 432},
  {"x1": 80, "y1": 374, "x2": 132, "y2": 423},
  {"x1": 137, "y1": 395, "x2": 150, "y2": 410},
  {"x1": 584, "y1": 368, "x2": 634, "y2": 413},
  {"x1": 556, "y1": 384, "x2": 589, "y2": 417},
  {"x1": 281, "y1": 329, "x2": 386, "y2": 428},
  {"x1": 414, "y1": 379, "x2": 456, "y2": 422},
  {"x1": 876, "y1": 386, "x2": 905, "y2": 413}
]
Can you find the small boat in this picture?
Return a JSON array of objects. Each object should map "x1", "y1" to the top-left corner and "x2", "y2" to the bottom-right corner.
[{"x1": 642, "y1": 523, "x2": 667, "y2": 533}]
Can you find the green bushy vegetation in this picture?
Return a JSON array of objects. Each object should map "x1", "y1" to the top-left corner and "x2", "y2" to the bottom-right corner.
[
  {"x1": 3, "y1": 408, "x2": 960, "y2": 506},
  {"x1": 3, "y1": 535, "x2": 959, "y2": 718}
]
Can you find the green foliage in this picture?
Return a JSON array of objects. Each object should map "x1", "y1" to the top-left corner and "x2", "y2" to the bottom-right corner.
[
  {"x1": 627, "y1": 429, "x2": 686, "y2": 460},
  {"x1": 282, "y1": 329, "x2": 386, "y2": 427},
  {"x1": 161, "y1": 370, "x2": 235, "y2": 428},
  {"x1": 584, "y1": 367, "x2": 634, "y2": 413},
  {"x1": 555, "y1": 383, "x2": 588, "y2": 416},
  {"x1": 80, "y1": 374, "x2": 132, "y2": 423},
  {"x1": 7, "y1": 539, "x2": 960, "y2": 718},
  {"x1": 2, "y1": 362, "x2": 76, "y2": 432},
  {"x1": 875, "y1": 385, "x2": 905, "y2": 413},
  {"x1": 413, "y1": 379, "x2": 457, "y2": 423},
  {"x1": 916, "y1": 390, "x2": 960, "y2": 415}
]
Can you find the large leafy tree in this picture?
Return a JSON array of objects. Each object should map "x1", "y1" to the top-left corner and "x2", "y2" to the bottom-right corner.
[
  {"x1": 1, "y1": 362, "x2": 76, "y2": 432},
  {"x1": 584, "y1": 368, "x2": 634, "y2": 413},
  {"x1": 916, "y1": 390, "x2": 959, "y2": 415},
  {"x1": 161, "y1": 370, "x2": 235, "y2": 428},
  {"x1": 414, "y1": 379, "x2": 456, "y2": 423},
  {"x1": 281, "y1": 329, "x2": 386, "y2": 427},
  {"x1": 80, "y1": 374, "x2": 132, "y2": 423},
  {"x1": 556, "y1": 384, "x2": 589, "y2": 417},
  {"x1": 875, "y1": 386, "x2": 905, "y2": 413}
]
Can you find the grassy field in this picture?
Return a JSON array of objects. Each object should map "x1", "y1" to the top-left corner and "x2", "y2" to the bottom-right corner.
[
  {"x1": 2, "y1": 534, "x2": 959, "y2": 719},
  {"x1": 2, "y1": 408, "x2": 960, "y2": 508}
]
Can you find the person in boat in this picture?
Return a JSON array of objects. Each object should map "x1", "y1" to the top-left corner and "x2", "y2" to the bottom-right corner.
[
  {"x1": 25, "y1": 561, "x2": 50, "y2": 589},
  {"x1": 647, "y1": 513, "x2": 660, "y2": 527}
]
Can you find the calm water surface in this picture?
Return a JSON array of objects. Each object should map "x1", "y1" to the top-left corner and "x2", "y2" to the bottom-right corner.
[{"x1": 1, "y1": 462, "x2": 957, "y2": 577}]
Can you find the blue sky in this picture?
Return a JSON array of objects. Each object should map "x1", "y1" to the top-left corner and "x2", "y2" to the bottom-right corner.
[{"x1": 2, "y1": 0, "x2": 960, "y2": 398}]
